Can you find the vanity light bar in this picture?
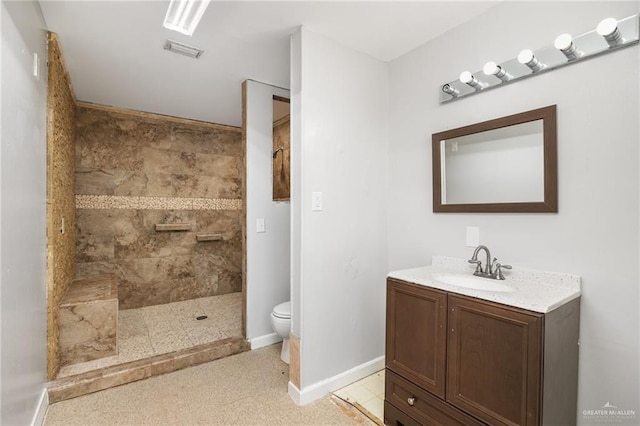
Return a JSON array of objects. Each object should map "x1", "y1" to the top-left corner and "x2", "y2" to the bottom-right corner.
[{"x1": 439, "y1": 13, "x2": 639, "y2": 103}]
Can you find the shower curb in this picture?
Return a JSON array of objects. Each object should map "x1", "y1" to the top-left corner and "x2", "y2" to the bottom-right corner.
[{"x1": 48, "y1": 336, "x2": 250, "y2": 403}]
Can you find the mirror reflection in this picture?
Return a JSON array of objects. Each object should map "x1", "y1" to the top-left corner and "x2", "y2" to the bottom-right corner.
[{"x1": 441, "y1": 120, "x2": 544, "y2": 204}]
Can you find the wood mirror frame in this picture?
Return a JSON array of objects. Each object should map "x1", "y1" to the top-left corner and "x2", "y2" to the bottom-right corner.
[{"x1": 432, "y1": 105, "x2": 557, "y2": 213}]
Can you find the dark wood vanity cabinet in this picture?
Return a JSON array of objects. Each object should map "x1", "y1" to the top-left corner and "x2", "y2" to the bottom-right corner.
[
  {"x1": 385, "y1": 278, "x2": 580, "y2": 426},
  {"x1": 385, "y1": 279, "x2": 447, "y2": 399},
  {"x1": 446, "y1": 295, "x2": 542, "y2": 425}
]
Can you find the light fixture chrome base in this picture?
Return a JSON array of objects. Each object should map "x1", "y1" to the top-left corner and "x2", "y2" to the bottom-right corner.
[{"x1": 439, "y1": 13, "x2": 639, "y2": 103}]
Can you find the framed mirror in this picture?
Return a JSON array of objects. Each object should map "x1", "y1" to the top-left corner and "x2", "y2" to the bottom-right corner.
[{"x1": 432, "y1": 105, "x2": 557, "y2": 213}]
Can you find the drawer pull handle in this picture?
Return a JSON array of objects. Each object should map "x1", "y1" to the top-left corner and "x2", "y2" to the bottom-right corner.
[{"x1": 407, "y1": 396, "x2": 416, "y2": 406}]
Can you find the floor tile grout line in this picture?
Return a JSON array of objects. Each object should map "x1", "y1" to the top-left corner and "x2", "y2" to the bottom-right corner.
[
  {"x1": 138, "y1": 304, "x2": 159, "y2": 356},
  {"x1": 174, "y1": 301, "x2": 199, "y2": 348}
]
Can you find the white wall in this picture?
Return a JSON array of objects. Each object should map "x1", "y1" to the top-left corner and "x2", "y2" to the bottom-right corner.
[
  {"x1": 443, "y1": 123, "x2": 544, "y2": 204},
  {"x1": 388, "y1": 1, "x2": 639, "y2": 420},
  {"x1": 290, "y1": 31, "x2": 302, "y2": 339},
  {"x1": 291, "y1": 27, "x2": 388, "y2": 394},
  {"x1": 0, "y1": 1, "x2": 48, "y2": 424},
  {"x1": 244, "y1": 79, "x2": 291, "y2": 347}
]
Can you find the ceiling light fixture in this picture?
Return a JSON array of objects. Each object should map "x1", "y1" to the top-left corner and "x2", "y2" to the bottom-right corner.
[
  {"x1": 163, "y1": 40, "x2": 204, "y2": 59},
  {"x1": 163, "y1": 0, "x2": 211, "y2": 36}
]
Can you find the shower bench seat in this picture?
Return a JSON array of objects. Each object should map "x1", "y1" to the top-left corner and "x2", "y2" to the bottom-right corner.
[{"x1": 59, "y1": 274, "x2": 118, "y2": 366}]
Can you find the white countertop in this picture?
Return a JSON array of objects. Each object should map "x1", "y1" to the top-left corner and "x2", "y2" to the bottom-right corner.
[{"x1": 388, "y1": 256, "x2": 581, "y2": 314}]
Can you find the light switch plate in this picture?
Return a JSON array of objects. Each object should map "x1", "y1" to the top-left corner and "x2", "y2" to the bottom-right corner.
[
  {"x1": 33, "y1": 53, "x2": 39, "y2": 79},
  {"x1": 256, "y1": 218, "x2": 265, "y2": 233},
  {"x1": 312, "y1": 192, "x2": 322, "y2": 211},
  {"x1": 466, "y1": 226, "x2": 479, "y2": 247}
]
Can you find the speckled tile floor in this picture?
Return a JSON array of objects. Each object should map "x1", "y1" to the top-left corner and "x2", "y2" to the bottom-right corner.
[
  {"x1": 45, "y1": 344, "x2": 375, "y2": 426},
  {"x1": 58, "y1": 292, "x2": 242, "y2": 378},
  {"x1": 334, "y1": 370, "x2": 385, "y2": 425}
]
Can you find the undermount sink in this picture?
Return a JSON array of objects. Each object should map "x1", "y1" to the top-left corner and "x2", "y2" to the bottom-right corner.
[{"x1": 432, "y1": 272, "x2": 516, "y2": 292}]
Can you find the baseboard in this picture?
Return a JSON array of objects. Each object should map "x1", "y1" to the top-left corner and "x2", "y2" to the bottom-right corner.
[
  {"x1": 248, "y1": 332, "x2": 282, "y2": 350},
  {"x1": 288, "y1": 355, "x2": 385, "y2": 405},
  {"x1": 288, "y1": 381, "x2": 302, "y2": 405},
  {"x1": 30, "y1": 388, "x2": 49, "y2": 426}
]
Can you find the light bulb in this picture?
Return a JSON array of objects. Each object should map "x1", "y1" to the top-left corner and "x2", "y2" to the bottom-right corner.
[
  {"x1": 554, "y1": 33, "x2": 579, "y2": 60},
  {"x1": 554, "y1": 34, "x2": 573, "y2": 50},
  {"x1": 518, "y1": 49, "x2": 545, "y2": 72},
  {"x1": 459, "y1": 71, "x2": 473, "y2": 84},
  {"x1": 597, "y1": 17, "x2": 618, "y2": 36},
  {"x1": 459, "y1": 71, "x2": 483, "y2": 90},
  {"x1": 483, "y1": 61, "x2": 511, "y2": 82},
  {"x1": 483, "y1": 62, "x2": 499, "y2": 75},
  {"x1": 517, "y1": 49, "x2": 534, "y2": 64},
  {"x1": 597, "y1": 17, "x2": 622, "y2": 46}
]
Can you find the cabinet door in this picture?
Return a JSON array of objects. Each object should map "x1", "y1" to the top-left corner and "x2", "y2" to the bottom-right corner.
[
  {"x1": 447, "y1": 294, "x2": 543, "y2": 426},
  {"x1": 386, "y1": 279, "x2": 447, "y2": 398}
]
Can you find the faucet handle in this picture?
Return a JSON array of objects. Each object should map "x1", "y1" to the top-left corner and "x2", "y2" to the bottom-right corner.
[
  {"x1": 494, "y1": 263, "x2": 512, "y2": 280},
  {"x1": 468, "y1": 259, "x2": 483, "y2": 274}
]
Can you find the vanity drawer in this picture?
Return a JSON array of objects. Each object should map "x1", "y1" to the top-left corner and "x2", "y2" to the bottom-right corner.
[
  {"x1": 385, "y1": 370, "x2": 485, "y2": 426},
  {"x1": 384, "y1": 400, "x2": 421, "y2": 426}
]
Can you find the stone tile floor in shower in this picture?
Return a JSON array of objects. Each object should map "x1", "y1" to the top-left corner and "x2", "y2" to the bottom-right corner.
[{"x1": 57, "y1": 292, "x2": 242, "y2": 378}]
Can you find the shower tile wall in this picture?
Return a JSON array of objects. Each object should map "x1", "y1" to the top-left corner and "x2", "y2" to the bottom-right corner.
[
  {"x1": 47, "y1": 33, "x2": 77, "y2": 379},
  {"x1": 75, "y1": 105, "x2": 243, "y2": 309}
]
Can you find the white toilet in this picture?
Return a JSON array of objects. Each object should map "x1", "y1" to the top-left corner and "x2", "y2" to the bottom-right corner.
[{"x1": 270, "y1": 301, "x2": 291, "y2": 364}]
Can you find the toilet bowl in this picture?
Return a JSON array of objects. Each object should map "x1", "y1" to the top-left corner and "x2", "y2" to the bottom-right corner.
[{"x1": 270, "y1": 301, "x2": 291, "y2": 364}]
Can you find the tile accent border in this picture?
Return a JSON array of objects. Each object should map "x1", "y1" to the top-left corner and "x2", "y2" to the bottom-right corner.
[{"x1": 76, "y1": 195, "x2": 242, "y2": 211}]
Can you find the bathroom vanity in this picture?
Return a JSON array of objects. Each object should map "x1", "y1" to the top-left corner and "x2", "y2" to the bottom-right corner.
[{"x1": 384, "y1": 257, "x2": 581, "y2": 426}]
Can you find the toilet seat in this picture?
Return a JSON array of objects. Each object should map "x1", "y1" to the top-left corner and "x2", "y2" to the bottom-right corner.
[{"x1": 272, "y1": 301, "x2": 291, "y2": 319}]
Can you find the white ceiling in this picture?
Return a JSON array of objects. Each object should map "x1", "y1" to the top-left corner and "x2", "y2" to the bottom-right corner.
[{"x1": 39, "y1": 1, "x2": 499, "y2": 127}]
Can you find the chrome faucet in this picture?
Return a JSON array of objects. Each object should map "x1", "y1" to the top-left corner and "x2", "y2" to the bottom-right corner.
[
  {"x1": 469, "y1": 245, "x2": 492, "y2": 275},
  {"x1": 468, "y1": 245, "x2": 511, "y2": 280}
]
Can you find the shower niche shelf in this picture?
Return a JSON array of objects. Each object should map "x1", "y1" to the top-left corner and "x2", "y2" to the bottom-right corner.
[
  {"x1": 196, "y1": 233, "x2": 223, "y2": 242},
  {"x1": 155, "y1": 223, "x2": 192, "y2": 232}
]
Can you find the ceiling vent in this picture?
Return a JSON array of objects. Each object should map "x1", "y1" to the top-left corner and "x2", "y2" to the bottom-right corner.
[{"x1": 163, "y1": 40, "x2": 204, "y2": 59}]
